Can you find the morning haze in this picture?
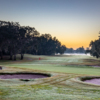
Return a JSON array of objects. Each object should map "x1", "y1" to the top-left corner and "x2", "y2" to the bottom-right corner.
[{"x1": 0, "y1": 0, "x2": 100, "y2": 99}]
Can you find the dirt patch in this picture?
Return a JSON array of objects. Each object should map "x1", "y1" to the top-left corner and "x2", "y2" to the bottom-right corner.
[{"x1": 0, "y1": 73, "x2": 51, "y2": 79}]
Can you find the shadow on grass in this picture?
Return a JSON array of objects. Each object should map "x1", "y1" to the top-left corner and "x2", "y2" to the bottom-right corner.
[{"x1": 83, "y1": 59, "x2": 100, "y2": 66}]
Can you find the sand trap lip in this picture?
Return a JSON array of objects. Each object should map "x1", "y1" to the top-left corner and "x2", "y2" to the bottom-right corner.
[
  {"x1": 66, "y1": 77, "x2": 100, "y2": 90},
  {"x1": 84, "y1": 78, "x2": 100, "y2": 85},
  {"x1": 0, "y1": 73, "x2": 51, "y2": 79},
  {"x1": 80, "y1": 76, "x2": 100, "y2": 86}
]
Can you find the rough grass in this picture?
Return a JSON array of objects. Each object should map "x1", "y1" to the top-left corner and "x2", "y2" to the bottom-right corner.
[{"x1": 0, "y1": 54, "x2": 100, "y2": 100}]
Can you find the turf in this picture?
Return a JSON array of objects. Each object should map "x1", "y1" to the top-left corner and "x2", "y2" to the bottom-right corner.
[
  {"x1": 0, "y1": 54, "x2": 100, "y2": 100},
  {"x1": 2, "y1": 54, "x2": 100, "y2": 75}
]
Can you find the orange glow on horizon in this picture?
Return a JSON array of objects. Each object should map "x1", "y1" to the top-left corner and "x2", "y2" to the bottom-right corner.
[
  {"x1": 61, "y1": 42, "x2": 89, "y2": 49},
  {"x1": 60, "y1": 35, "x2": 99, "y2": 49}
]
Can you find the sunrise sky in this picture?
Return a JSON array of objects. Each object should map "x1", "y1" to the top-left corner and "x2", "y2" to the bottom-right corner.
[{"x1": 0, "y1": 0, "x2": 100, "y2": 49}]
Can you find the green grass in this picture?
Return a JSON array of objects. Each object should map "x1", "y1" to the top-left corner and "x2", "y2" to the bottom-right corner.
[
  {"x1": 1, "y1": 54, "x2": 100, "y2": 75},
  {"x1": 0, "y1": 84, "x2": 100, "y2": 100},
  {"x1": 0, "y1": 54, "x2": 100, "y2": 100},
  {"x1": 5, "y1": 64, "x2": 100, "y2": 75}
]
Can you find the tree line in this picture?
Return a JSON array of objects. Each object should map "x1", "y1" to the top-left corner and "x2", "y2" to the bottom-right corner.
[
  {"x1": 86, "y1": 33, "x2": 100, "y2": 58},
  {"x1": 0, "y1": 20, "x2": 66, "y2": 60},
  {"x1": 64, "y1": 46, "x2": 85, "y2": 53}
]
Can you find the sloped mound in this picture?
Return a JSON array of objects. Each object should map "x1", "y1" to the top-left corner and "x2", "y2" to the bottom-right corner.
[{"x1": 66, "y1": 76, "x2": 100, "y2": 90}]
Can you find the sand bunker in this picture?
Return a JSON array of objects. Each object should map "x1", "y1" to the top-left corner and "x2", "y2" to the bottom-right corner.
[
  {"x1": 0, "y1": 73, "x2": 50, "y2": 79},
  {"x1": 84, "y1": 78, "x2": 100, "y2": 85}
]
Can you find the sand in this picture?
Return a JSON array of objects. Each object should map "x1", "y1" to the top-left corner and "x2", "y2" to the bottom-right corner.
[
  {"x1": 0, "y1": 73, "x2": 49, "y2": 79},
  {"x1": 84, "y1": 78, "x2": 100, "y2": 85}
]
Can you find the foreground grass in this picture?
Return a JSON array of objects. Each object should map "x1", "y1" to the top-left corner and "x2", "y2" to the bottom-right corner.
[
  {"x1": 0, "y1": 71, "x2": 100, "y2": 100},
  {"x1": 0, "y1": 84, "x2": 100, "y2": 100},
  {"x1": 0, "y1": 54, "x2": 100, "y2": 100}
]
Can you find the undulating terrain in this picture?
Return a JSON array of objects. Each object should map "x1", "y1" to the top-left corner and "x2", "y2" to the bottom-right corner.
[{"x1": 0, "y1": 54, "x2": 100, "y2": 100}]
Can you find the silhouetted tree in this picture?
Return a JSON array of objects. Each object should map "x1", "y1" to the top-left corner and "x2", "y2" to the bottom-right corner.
[
  {"x1": 76, "y1": 46, "x2": 85, "y2": 53},
  {"x1": 0, "y1": 20, "x2": 66, "y2": 60},
  {"x1": 86, "y1": 33, "x2": 100, "y2": 58}
]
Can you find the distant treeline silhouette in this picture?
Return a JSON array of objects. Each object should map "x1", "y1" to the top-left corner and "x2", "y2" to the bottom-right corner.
[
  {"x1": 0, "y1": 20, "x2": 66, "y2": 60},
  {"x1": 64, "y1": 46, "x2": 85, "y2": 53},
  {"x1": 85, "y1": 33, "x2": 100, "y2": 58}
]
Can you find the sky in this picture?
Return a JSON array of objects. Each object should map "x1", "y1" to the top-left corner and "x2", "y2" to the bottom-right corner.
[{"x1": 0, "y1": 0, "x2": 100, "y2": 49}]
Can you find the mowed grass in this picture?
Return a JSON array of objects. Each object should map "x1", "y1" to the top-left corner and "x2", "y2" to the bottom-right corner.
[
  {"x1": 5, "y1": 64, "x2": 100, "y2": 75},
  {"x1": 1, "y1": 54, "x2": 100, "y2": 75},
  {"x1": 0, "y1": 54, "x2": 100, "y2": 100}
]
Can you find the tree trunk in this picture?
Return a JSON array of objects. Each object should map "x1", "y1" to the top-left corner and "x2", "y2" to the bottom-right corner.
[
  {"x1": 14, "y1": 54, "x2": 16, "y2": 60},
  {"x1": 21, "y1": 54, "x2": 24, "y2": 60},
  {"x1": 9, "y1": 52, "x2": 13, "y2": 60},
  {"x1": 0, "y1": 51, "x2": 3, "y2": 60},
  {"x1": 9, "y1": 54, "x2": 13, "y2": 60}
]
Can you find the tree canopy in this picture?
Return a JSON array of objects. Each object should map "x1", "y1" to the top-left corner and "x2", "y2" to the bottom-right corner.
[
  {"x1": 0, "y1": 20, "x2": 66, "y2": 60},
  {"x1": 85, "y1": 33, "x2": 100, "y2": 58},
  {"x1": 64, "y1": 46, "x2": 85, "y2": 53}
]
